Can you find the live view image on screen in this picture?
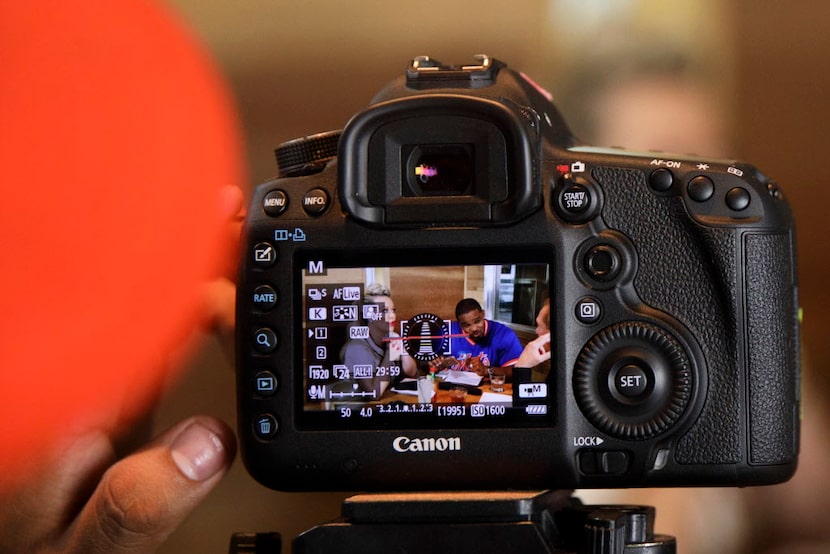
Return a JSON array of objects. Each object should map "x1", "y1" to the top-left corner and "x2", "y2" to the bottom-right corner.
[{"x1": 298, "y1": 252, "x2": 553, "y2": 427}]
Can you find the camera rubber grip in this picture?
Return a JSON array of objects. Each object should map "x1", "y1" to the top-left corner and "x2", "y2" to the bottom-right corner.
[
  {"x1": 745, "y1": 233, "x2": 798, "y2": 465},
  {"x1": 595, "y1": 166, "x2": 742, "y2": 465}
]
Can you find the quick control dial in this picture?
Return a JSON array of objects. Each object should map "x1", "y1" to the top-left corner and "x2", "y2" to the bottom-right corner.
[{"x1": 574, "y1": 321, "x2": 693, "y2": 440}]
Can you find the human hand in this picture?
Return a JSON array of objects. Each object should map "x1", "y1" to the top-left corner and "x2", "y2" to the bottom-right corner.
[
  {"x1": 0, "y1": 416, "x2": 235, "y2": 553},
  {"x1": 516, "y1": 332, "x2": 551, "y2": 368},
  {"x1": 466, "y1": 355, "x2": 489, "y2": 376},
  {"x1": 0, "y1": 185, "x2": 246, "y2": 553}
]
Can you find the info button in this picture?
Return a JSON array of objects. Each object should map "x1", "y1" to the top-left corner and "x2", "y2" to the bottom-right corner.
[{"x1": 302, "y1": 188, "x2": 330, "y2": 216}]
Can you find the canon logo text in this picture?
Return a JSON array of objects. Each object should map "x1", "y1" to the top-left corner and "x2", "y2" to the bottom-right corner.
[{"x1": 392, "y1": 436, "x2": 461, "y2": 453}]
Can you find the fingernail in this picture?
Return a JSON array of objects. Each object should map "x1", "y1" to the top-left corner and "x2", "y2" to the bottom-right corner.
[{"x1": 170, "y1": 422, "x2": 228, "y2": 481}]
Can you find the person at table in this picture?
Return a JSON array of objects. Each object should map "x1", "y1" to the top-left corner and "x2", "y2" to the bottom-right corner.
[
  {"x1": 447, "y1": 298, "x2": 524, "y2": 375},
  {"x1": 340, "y1": 282, "x2": 418, "y2": 399},
  {"x1": 515, "y1": 298, "x2": 551, "y2": 369}
]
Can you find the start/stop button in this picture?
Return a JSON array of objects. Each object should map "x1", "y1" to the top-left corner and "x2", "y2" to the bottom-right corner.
[{"x1": 553, "y1": 173, "x2": 602, "y2": 223}]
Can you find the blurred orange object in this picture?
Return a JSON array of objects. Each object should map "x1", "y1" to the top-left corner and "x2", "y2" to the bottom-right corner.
[{"x1": 0, "y1": 1, "x2": 243, "y2": 480}]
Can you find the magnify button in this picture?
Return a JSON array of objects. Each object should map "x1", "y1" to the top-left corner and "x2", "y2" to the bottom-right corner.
[{"x1": 254, "y1": 328, "x2": 278, "y2": 353}]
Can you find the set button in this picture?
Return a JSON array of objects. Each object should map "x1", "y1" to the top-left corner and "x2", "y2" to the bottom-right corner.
[{"x1": 611, "y1": 364, "x2": 650, "y2": 400}]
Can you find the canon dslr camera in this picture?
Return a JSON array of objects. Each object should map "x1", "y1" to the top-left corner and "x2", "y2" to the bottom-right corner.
[{"x1": 236, "y1": 55, "x2": 799, "y2": 491}]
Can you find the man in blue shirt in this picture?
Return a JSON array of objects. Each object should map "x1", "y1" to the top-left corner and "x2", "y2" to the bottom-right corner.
[{"x1": 448, "y1": 298, "x2": 524, "y2": 372}]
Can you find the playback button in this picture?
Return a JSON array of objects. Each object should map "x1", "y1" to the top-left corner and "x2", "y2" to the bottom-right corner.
[{"x1": 254, "y1": 371, "x2": 278, "y2": 397}]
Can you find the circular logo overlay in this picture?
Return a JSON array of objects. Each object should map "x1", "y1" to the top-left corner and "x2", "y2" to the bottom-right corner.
[{"x1": 403, "y1": 313, "x2": 450, "y2": 361}]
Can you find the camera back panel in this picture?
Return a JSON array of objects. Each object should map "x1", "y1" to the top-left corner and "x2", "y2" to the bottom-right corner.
[{"x1": 236, "y1": 56, "x2": 800, "y2": 491}]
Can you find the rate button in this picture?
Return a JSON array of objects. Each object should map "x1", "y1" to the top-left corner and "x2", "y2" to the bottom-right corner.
[{"x1": 252, "y1": 284, "x2": 278, "y2": 311}]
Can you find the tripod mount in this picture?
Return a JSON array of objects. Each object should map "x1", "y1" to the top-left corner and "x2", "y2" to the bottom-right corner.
[{"x1": 229, "y1": 490, "x2": 676, "y2": 553}]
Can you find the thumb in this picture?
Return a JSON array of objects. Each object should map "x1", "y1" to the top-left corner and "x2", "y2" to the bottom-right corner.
[{"x1": 66, "y1": 417, "x2": 236, "y2": 553}]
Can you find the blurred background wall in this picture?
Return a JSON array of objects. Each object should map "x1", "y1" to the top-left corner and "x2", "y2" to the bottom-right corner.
[{"x1": 154, "y1": 1, "x2": 830, "y2": 551}]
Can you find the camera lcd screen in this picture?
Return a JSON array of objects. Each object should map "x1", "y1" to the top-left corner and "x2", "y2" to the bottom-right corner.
[{"x1": 296, "y1": 249, "x2": 555, "y2": 429}]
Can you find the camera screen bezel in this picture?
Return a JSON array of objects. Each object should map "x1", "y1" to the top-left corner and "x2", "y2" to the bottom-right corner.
[{"x1": 292, "y1": 246, "x2": 557, "y2": 431}]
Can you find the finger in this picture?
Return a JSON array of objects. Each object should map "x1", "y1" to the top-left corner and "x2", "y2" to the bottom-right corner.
[
  {"x1": 214, "y1": 184, "x2": 246, "y2": 281},
  {"x1": 65, "y1": 416, "x2": 235, "y2": 553},
  {"x1": 203, "y1": 277, "x2": 236, "y2": 336},
  {"x1": 0, "y1": 429, "x2": 117, "y2": 551}
]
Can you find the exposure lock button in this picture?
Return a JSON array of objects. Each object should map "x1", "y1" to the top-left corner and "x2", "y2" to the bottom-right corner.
[{"x1": 688, "y1": 175, "x2": 715, "y2": 202}]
